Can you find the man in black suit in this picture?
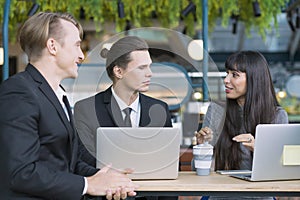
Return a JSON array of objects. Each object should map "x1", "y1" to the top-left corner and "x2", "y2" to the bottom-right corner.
[
  {"x1": 74, "y1": 36, "x2": 173, "y2": 167},
  {"x1": 0, "y1": 12, "x2": 136, "y2": 200},
  {"x1": 74, "y1": 36, "x2": 177, "y2": 200}
]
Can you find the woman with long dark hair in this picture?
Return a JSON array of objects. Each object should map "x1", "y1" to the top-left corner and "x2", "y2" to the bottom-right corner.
[{"x1": 196, "y1": 51, "x2": 288, "y2": 199}]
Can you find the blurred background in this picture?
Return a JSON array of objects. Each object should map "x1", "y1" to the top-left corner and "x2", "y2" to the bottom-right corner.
[{"x1": 1, "y1": 0, "x2": 300, "y2": 148}]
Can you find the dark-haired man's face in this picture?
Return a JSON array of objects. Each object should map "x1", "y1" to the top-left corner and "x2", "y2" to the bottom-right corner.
[{"x1": 120, "y1": 50, "x2": 152, "y2": 93}]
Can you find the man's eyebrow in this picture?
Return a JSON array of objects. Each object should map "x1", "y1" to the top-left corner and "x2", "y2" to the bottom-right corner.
[
  {"x1": 139, "y1": 64, "x2": 149, "y2": 67},
  {"x1": 228, "y1": 69, "x2": 241, "y2": 73}
]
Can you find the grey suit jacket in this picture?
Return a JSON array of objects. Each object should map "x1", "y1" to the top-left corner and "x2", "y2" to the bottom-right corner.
[
  {"x1": 0, "y1": 64, "x2": 98, "y2": 199},
  {"x1": 74, "y1": 86, "x2": 172, "y2": 167}
]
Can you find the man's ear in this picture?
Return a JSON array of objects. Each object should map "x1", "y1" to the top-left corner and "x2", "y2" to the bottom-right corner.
[
  {"x1": 46, "y1": 38, "x2": 57, "y2": 55},
  {"x1": 113, "y1": 66, "x2": 123, "y2": 79}
]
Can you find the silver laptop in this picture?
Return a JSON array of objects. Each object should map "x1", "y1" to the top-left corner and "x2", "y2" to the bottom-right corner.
[
  {"x1": 231, "y1": 124, "x2": 300, "y2": 181},
  {"x1": 96, "y1": 127, "x2": 181, "y2": 180}
]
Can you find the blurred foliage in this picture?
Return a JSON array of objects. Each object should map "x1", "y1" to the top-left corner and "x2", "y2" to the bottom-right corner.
[
  {"x1": 0, "y1": 0, "x2": 288, "y2": 42},
  {"x1": 278, "y1": 96, "x2": 300, "y2": 115}
]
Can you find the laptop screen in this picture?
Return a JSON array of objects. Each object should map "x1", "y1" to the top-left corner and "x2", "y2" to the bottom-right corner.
[
  {"x1": 251, "y1": 124, "x2": 300, "y2": 181},
  {"x1": 96, "y1": 127, "x2": 181, "y2": 180}
]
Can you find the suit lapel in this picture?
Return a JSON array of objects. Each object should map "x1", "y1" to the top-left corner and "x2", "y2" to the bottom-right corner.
[
  {"x1": 95, "y1": 87, "x2": 124, "y2": 127},
  {"x1": 39, "y1": 83, "x2": 73, "y2": 134},
  {"x1": 26, "y1": 65, "x2": 75, "y2": 163},
  {"x1": 139, "y1": 94, "x2": 151, "y2": 127},
  {"x1": 104, "y1": 87, "x2": 124, "y2": 126}
]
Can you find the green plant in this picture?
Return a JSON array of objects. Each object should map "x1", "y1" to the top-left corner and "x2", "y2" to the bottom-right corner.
[
  {"x1": 278, "y1": 96, "x2": 300, "y2": 115},
  {"x1": 211, "y1": 0, "x2": 288, "y2": 39},
  {"x1": 0, "y1": 0, "x2": 288, "y2": 42}
]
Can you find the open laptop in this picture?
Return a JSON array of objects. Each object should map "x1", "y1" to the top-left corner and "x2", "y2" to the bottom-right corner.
[
  {"x1": 230, "y1": 124, "x2": 300, "y2": 181},
  {"x1": 96, "y1": 127, "x2": 181, "y2": 180}
]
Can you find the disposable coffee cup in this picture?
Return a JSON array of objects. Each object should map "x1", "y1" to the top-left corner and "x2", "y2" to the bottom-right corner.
[{"x1": 193, "y1": 143, "x2": 213, "y2": 176}]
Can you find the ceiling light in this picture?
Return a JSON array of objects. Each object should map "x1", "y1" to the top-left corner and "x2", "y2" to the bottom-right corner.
[
  {"x1": 231, "y1": 15, "x2": 239, "y2": 34},
  {"x1": 193, "y1": 91, "x2": 202, "y2": 100},
  {"x1": 117, "y1": 0, "x2": 125, "y2": 18},
  {"x1": 0, "y1": 47, "x2": 3, "y2": 65},
  {"x1": 277, "y1": 90, "x2": 287, "y2": 99},
  {"x1": 287, "y1": 11, "x2": 296, "y2": 32},
  {"x1": 181, "y1": 1, "x2": 196, "y2": 17},
  {"x1": 187, "y1": 39, "x2": 203, "y2": 61},
  {"x1": 252, "y1": 1, "x2": 261, "y2": 17},
  {"x1": 28, "y1": 3, "x2": 39, "y2": 16}
]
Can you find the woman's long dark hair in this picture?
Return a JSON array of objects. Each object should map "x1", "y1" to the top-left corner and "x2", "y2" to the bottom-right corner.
[{"x1": 214, "y1": 51, "x2": 279, "y2": 170}]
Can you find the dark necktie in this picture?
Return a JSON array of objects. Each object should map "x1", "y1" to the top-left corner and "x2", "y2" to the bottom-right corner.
[
  {"x1": 123, "y1": 107, "x2": 132, "y2": 127},
  {"x1": 62, "y1": 95, "x2": 76, "y2": 169},
  {"x1": 62, "y1": 95, "x2": 74, "y2": 124}
]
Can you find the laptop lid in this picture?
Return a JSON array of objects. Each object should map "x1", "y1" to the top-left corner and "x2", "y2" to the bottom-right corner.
[
  {"x1": 250, "y1": 124, "x2": 300, "y2": 181},
  {"x1": 96, "y1": 127, "x2": 181, "y2": 180}
]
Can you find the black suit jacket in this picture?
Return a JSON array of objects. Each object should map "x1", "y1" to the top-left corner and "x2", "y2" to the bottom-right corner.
[
  {"x1": 0, "y1": 64, "x2": 98, "y2": 199},
  {"x1": 74, "y1": 86, "x2": 172, "y2": 166}
]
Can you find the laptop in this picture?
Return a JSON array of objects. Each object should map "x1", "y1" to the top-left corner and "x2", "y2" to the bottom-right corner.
[
  {"x1": 230, "y1": 124, "x2": 300, "y2": 181},
  {"x1": 96, "y1": 127, "x2": 181, "y2": 180}
]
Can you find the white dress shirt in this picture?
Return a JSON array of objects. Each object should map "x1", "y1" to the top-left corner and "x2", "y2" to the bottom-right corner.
[
  {"x1": 111, "y1": 87, "x2": 141, "y2": 127},
  {"x1": 55, "y1": 87, "x2": 87, "y2": 195}
]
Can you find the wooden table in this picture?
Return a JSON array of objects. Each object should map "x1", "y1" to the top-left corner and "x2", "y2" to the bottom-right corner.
[{"x1": 133, "y1": 172, "x2": 300, "y2": 197}]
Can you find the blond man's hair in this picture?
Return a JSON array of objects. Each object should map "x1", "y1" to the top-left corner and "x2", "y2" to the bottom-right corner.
[{"x1": 18, "y1": 12, "x2": 83, "y2": 61}]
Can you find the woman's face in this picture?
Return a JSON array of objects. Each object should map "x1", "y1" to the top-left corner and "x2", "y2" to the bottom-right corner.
[{"x1": 224, "y1": 69, "x2": 247, "y2": 105}]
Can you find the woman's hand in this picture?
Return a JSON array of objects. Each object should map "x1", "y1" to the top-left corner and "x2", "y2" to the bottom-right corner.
[
  {"x1": 232, "y1": 133, "x2": 255, "y2": 152},
  {"x1": 195, "y1": 127, "x2": 213, "y2": 144}
]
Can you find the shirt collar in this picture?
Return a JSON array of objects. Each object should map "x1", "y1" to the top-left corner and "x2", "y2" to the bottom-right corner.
[
  {"x1": 55, "y1": 86, "x2": 67, "y2": 105},
  {"x1": 111, "y1": 87, "x2": 139, "y2": 113}
]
